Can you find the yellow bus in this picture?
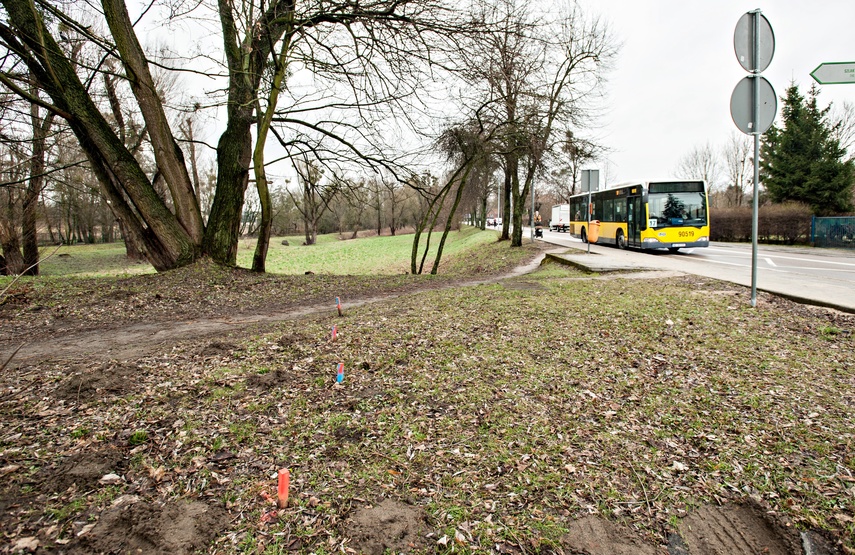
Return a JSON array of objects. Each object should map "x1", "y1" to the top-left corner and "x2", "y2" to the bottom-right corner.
[{"x1": 566, "y1": 180, "x2": 710, "y2": 252}]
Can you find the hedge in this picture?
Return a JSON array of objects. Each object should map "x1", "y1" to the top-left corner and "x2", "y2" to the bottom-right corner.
[{"x1": 710, "y1": 203, "x2": 813, "y2": 244}]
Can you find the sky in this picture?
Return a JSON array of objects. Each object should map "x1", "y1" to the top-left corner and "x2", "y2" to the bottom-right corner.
[
  {"x1": 141, "y1": 1, "x2": 855, "y2": 189},
  {"x1": 575, "y1": 0, "x2": 855, "y2": 185}
]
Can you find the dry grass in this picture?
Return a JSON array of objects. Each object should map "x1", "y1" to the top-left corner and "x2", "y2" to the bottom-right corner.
[{"x1": 0, "y1": 249, "x2": 853, "y2": 553}]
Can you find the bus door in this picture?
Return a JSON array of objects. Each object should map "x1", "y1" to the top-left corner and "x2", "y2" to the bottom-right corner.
[{"x1": 627, "y1": 196, "x2": 643, "y2": 246}]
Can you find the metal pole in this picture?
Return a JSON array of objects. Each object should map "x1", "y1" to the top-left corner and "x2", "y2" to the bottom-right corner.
[
  {"x1": 587, "y1": 191, "x2": 591, "y2": 255},
  {"x1": 530, "y1": 182, "x2": 535, "y2": 241},
  {"x1": 750, "y1": 9, "x2": 761, "y2": 307}
]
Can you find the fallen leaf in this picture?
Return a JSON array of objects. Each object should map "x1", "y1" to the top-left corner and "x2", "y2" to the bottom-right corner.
[
  {"x1": 12, "y1": 537, "x2": 38, "y2": 552},
  {"x1": 0, "y1": 464, "x2": 20, "y2": 477},
  {"x1": 99, "y1": 473, "x2": 123, "y2": 485},
  {"x1": 455, "y1": 529, "x2": 468, "y2": 544},
  {"x1": 76, "y1": 523, "x2": 96, "y2": 537}
]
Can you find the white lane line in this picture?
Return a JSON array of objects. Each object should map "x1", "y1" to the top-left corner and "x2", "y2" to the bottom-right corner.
[
  {"x1": 697, "y1": 258, "x2": 854, "y2": 276},
  {"x1": 704, "y1": 247, "x2": 855, "y2": 267},
  {"x1": 765, "y1": 258, "x2": 777, "y2": 267},
  {"x1": 702, "y1": 259, "x2": 747, "y2": 267}
]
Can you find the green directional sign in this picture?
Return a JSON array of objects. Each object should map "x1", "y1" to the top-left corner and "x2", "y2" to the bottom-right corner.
[{"x1": 811, "y1": 62, "x2": 855, "y2": 85}]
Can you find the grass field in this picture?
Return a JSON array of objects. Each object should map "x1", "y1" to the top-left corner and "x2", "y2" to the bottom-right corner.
[
  {"x1": 17, "y1": 226, "x2": 504, "y2": 279},
  {"x1": 235, "y1": 226, "x2": 506, "y2": 275}
]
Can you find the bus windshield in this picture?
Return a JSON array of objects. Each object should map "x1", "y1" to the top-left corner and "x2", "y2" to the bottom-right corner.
[{"x1": 647, "y1": 191, "x2": 707, "y2": 228}]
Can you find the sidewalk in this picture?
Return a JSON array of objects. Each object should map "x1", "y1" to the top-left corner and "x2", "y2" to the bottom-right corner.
[
  {"x1": 542, "y1": 243, "x2": 855, "y2": 314},
  {"x1": 545, "y1": 248, "x2": 656, "y2": 273}
]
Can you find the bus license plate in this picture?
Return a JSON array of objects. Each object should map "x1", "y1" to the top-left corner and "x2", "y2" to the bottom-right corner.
[{"x1": 673, "y1": 243, "x2": 686, "y2": 247}]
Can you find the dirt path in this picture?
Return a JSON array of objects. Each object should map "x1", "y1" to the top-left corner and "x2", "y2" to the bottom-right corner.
[{"x1": 5, "y1": 252, "x2": 553, "y2": 366}]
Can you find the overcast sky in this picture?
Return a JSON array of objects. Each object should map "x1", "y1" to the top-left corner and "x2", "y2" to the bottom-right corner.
[{"x1": 576, "y1": 0, "x2": 855, "y2": 185}]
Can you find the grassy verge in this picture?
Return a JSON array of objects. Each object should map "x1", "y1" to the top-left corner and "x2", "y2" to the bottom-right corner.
[{"x1": 1, "y1": 261, "x2": 852, "y2": 553}]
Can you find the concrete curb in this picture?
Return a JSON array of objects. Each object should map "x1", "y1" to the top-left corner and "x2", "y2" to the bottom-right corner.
[{"x1": 541, "y1": 247, "x2": 855, "y2": 315}]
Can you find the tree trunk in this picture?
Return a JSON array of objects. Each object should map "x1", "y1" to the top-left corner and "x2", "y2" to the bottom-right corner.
[
  {"x1": 118, "y1": 219, "x2": 146, "y2": 261},
  {"x1": 0, "y1": 238, "x2": 24, "y2": 275},
  {"x1": 0, "y1": 194, "x2": 24, "y2": 275},
  {"x1": 22, "y1": 96, "x2": 54, "y2": 276},
  {"x1": 251, "y1": 170, "x2": 272, "y2": 271},
  {"x1": 430, "y1": 169, "x2": 470, "y2": 274},
  {"x1": 102, "y1": 0, "x2": 204, "y2": 245},
  {"x1": 204, "y1": 0, "x2": 297, "y2": 267},
  {"x1": 41, "y1": 194, "x2": 55, "y2": 244},
  {"x1": 1, "y1": 0, "x2": 197, "y2": 270},
  {"x1": 500, "y1": 157, "x2": 513, "y2": 241},
  {"x1": 376, "y1": 192, "x2": 382, "y2": 235},
  {"x1": 203, "y1": 118, "x2": 251, "y2": 263},
  {"x1": 251, "y1": 35, "x2": 291, "y2": 272},
  {"x1": 511, "y1": 165, "x2": 531, "y2": 247}
]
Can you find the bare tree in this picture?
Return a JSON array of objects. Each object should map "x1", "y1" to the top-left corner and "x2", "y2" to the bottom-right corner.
[
  {"x1": 380, "y1": 173, "x2": 414, "y2": 236},
  {"x1": 721, "y1": 132, "x2": 752, "y2": 207},
  {"x1": 462, "y1": 0, "x2": 616, "y2": 247},
  {"x1": 829, "y1": 100, "x2": 855, "y2": 162},
  {"x1": 0, "y1": 142, "x2": 27, "y2": 274},
  {"x1": 0, "y1": 0, "x2": 477, "y2": 271},
  {"x1": 289, "y1": 156, "x2": 339, "y2": 246},
  {"x1": 465, "y1": 154, "x2": 497, "y2": 229},
  {"x1": 542, "y1": 129, "x2": 602, "y2": 202},
  {"x1": 674, "y1": 142, "x2": 721, "y2": 191},
  {"x1": 20, "y1": 80, "x2": 55, "y2": 274},
  {"x1": 410, "y1": 121, "x2": 490, "y2": 274}
]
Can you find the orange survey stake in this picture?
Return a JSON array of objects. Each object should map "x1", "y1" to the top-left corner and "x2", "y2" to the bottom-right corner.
[{"x1": 277, "y1": 468, "x2": 290, "y2": 508}]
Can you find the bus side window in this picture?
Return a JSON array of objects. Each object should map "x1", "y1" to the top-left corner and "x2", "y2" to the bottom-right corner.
[{"x1": 603, "y1": 198, "x2": 614, "y2": 222}]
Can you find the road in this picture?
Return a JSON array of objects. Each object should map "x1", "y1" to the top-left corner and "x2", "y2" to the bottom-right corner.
[{"x1": 526, "y1": 227, "x2": 855, "y2": 312}]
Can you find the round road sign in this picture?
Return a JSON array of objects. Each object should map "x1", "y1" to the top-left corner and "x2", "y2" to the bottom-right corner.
[
  {"x1": 730, "y1": 75, "x2": 777, "y2": 135},
  {"x1": 734, "y1": 12, "x2": 775, "y2": 73}
]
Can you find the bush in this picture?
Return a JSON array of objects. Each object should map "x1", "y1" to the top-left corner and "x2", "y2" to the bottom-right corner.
[
  {"x1": 710, "y1": 206, "x2": 752, "y2": 242},
  {"x1": 711, "y1": 202, "x2": 812, "y2": 244}
]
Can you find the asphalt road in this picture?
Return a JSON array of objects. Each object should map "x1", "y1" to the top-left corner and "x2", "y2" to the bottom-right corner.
[{"x1": 526, "y1": 227, "x2": 855, "y2": 312}]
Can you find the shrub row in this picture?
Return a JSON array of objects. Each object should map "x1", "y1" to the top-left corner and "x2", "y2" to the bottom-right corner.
[{"x1": 710, "y1": 203, "x2": 813, "y2": 244}]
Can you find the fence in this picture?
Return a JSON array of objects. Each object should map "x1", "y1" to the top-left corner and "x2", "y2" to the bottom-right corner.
[{"x1": 811, "y1": 216, "x2": 855, "y2": 249}]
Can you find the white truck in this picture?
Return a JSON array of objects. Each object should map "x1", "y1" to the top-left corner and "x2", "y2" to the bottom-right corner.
[{"x1": 550, "y1": 204, "x2": 570, "y2": 232}]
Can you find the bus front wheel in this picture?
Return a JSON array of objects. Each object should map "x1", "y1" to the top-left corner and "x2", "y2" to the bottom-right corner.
[
  {"x1": 581, "y1": 228, "x2": 587, "y2": 243},
  {"x1": 616, "y1": 230, "x2": 627, "y2": 250}
]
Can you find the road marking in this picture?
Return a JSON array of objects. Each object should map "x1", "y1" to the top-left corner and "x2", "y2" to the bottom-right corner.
[
  {"x1": 765, "y1": 258, "x2": 777, "y2": 267},
  {"x1": 701, "y1": 259, "x2": 746, "y2": 267},
  {"x1": 704, "y1": 247, "x2": 855, "y2": 267}
]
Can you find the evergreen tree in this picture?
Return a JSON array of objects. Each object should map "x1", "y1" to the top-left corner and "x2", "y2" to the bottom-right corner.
[
  {"x1": 663, "y1": 194, "x2": 687, "y2": 220},
  {"x1": 760, "y1": 83, "x2": 854, "y2": 215}
]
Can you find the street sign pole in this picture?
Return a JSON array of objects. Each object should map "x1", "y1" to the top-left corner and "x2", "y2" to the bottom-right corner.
[
  {"x1": 732, "y1": 9, "x2": 775, "y2": 308},
  {"x1": 750, "y1": 10, "x2": 761, "y2": 308},
  {"x1": 587, "y1": 190, "x2": 592, "y2": 254},
  {"x1": 530, "y1": 177, "x2": 535, "y2": 242},
  {"x1": 581, "y1": 170, "x2": 599, "y2": 255}
]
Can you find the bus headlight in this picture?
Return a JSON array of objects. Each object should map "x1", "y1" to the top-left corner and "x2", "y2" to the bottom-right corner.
[
  {"x1": 642, "y1": 238, "x2": 661, "y2": 244},
  {"x1": 697, "y1": 236, "x2": 709, "y2": 242}
]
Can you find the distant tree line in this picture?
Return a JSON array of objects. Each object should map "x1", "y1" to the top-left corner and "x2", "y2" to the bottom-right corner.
[{"x1": 0, "y1": 0, "x2": 614, "y2": 275}]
